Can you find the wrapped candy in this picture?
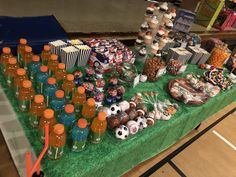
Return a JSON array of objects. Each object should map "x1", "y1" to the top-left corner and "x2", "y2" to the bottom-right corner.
[
  {"x1": 94, "y1": 90, "x2": 105, "y2": 108},
  {"x1": 106, "y1": 88, "x2": 118, "y2": 105},
  {"x1": 116, "y1": 85, "x2": 125, "y2": 102},
  {"x1": 84, "y1": 67, "x2": 95, "y2": 82},
  {"x1": 166, "y1": 59, "x2": 183, "y2": 75},
  {"x1": 108, "y1": 77, "x2": 118, "y2": 88},
  {"x1": 96, "y1": 78, "x2": 106, "y2": 92},
  {"x1": 82, "y1": 82, "x2": 94, "y2": 98},
  {"x1": 73, "y1": 70, "x2": 83, "y2": 86}
]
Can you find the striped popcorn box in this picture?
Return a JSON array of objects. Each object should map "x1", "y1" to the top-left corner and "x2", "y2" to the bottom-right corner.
[
  {"x1": 49, "y1": 40, "x2": 67, "y2": 56},
  {"x1": 75, "y1": 45, "x2": 92, "y2": 66},
  {"x1": 61, "y1": 46, "x2": 79, "y2": 70}
]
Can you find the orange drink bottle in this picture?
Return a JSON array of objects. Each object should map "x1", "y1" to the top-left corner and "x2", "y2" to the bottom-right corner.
[
  {"x1": 41, "y1": 45, "x2": 51, "y2": 65},
  {"x1": 89, "y1": 112, "x2": 107, "y2": 144},
  {"x1": 47, "y1": 124, "x2": 66, "y2": 160},
  {"x1": 39, "y1": 109, "x2": 57, "y2": 143},
  {"x1": 71, "y1": 118, "x2": 89, "y2": 152},
  {"x1": 14, "y1": 68, "x2": 28, "y2": 98},
  {"x1": 81, "y1": 98, "x2": 96, "y2": 125},
  {"x1": 18, "y1": 80, "x2": 35, "y2": 112},
  {"x1": 17, "y1": 38, "x2": 27, "y2": 63},
  {"x1": 0, "y1": 47, "x2": 13, "y2": 74},
  {"x1": 29, "y1": 95, "x2": 46, "y2": 128},
  {"x1": 62, "y1": 74, "x2": 75, "y2": 102},
  {"x1": 4, "y1": 57, "x2": 19, "y2": 87},
  {"x1": 72, "y1": 86, "x2": 86, "y2": 115},
  {"x1": 22, "y1": 46, "x2": 33, "y2": 70},
  {"x1": 48, "y1": 54, "x2": 59, "y2": 76},
  {"x1": 55, "y1": 63, "x2": 67, "y2": 88}
]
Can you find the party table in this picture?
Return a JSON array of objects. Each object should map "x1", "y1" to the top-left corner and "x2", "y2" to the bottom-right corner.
[{"x1": 1, "y1": 64, "x2": 236, "y2": 177}]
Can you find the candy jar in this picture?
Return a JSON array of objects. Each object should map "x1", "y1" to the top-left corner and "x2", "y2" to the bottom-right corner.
[
  {"x1": 82, "y1": 82, "x2": 95, "y2": 98},
  {"x1": 84, "y1": 67, "x2": 95, "y2": 82},
  {"x1": 166, "y1": 59, "x2": 183, "y2": 75},
  {"x1": 116, "y1": 85, "x2": 125, "y2": 102},
  {"x1": 207, "y1": 44, "x2": 231, "y2": 68},
  {"x1": 74, "y1": 70, "x2": 83, "y2": 87},
  {"x1": 106, "y1": 88, "x2": 117, "y2": 105},
  {"x1": 96, "y1": 78, "x2": 106, "y2": 92}
]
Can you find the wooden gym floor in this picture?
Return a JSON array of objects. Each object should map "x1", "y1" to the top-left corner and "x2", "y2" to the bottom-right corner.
[{"x1": 0, "y1": 103, "x2": 236, "y2": 177}]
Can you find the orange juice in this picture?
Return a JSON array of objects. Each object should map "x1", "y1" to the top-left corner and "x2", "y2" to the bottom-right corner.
[
  {"x1": 22, "y1": 46, "x2": 33, "y2": 70},
  {"x1": 89, "y1": 112, "x2": 107, "y2": 144},
  {"x1": 17, "y1": 38, "x2": 27, "y2": 63},
  {"x1": 48, "y1": 54, "x2": 59, "y2": 76},
  {"x1": 72, "y1": 86, "x2": 86, "y2": 115},
  {"x1": 14, "y1": 68, "x2": 28, "y2": 98},
  {"x1": 39, "y1": 109, "x2": 57, "y2": 143},
  {"x1": 41, "y1": 45, "x2": 51, "y2": 65},
  {"x1": 81, "y1": 98, "x2": 96, "y2": 125},
  {"x1": 0, "y1": 47, "x2": 13, "y2": 73},
  {"x1": 18, "y1": 80, "x2": 35, "y2": 112},
  {"x1": 29, "y1": 95, "x2": 46, "y2": 128},
  {"x1": 47, "y1": 124, "x2": 66, "y2": 160},
  {"x1": 62, "y1": 74, "x2": 75, "y2": 102},
  {"x1": 4, "y1": 57, "x2": 19, "y2": 87},
  {"x1": 55, "y1": 63, "x2": 66, "y2": 88}
]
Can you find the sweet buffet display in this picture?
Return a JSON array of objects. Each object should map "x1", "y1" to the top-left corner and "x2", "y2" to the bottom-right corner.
[{"x1": 1, "y1": 2, "x2": 236, "y2": 177}]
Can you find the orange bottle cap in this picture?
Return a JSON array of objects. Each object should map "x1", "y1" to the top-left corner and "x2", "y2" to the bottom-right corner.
[
  {"x1": 55, "y1": 90, "x2": 64, "y2": 98},
  {"x1": 44, "y1": 109, "x2": 54, "y2": 119},
  {"x1": 32, "y1": 55, "x2": 40, "y2": 62},
  {"x1": 34, "y1": 95, "x2": 44, "y2": 103},
  {"x1": 16, "y1": 68, "x2": 26, "y2": 76},
  {"x1": 44, "y1": 45, "x2": 51, "y2": 51},
  {"x1": 8, "y1": 57, "x2": 17, "y2": 64},
  {"x1": 66, "y1": 74, "x2": 74, "y2": 81},
  {"x1": 3, "y1": 47, "x2": 11, "y2": 54},
  {"x1": 25, "y1": 46, "x2": 32, "y2": 53},
  {"x1": 65, "y1": 104, "x2": 74, "y2": 113},
  {"x1": 98, "y1": 112, "x2": 106, "y2": 121},
  {"x1": 58, "y1": 63, "x2": 65, "y2": 69},
  {"x1": 50, "y1": 54, "x2": 58, "y2": 61},
  {"x1": 20, "y1": 38, "x2": 27, "y2": 45},
  {"x1": 77, "y1": 118, "x2": 87, "y2": 128},
  {"x1": 40, "y1": 66, "x2": 48, "y2": 72},
  {"x1": 77, "y1": 86, "x2": 85, "y2": 94},
  {"x1": 53, "y1": 124, "x2": 65, "y2": 135},
  {"x1": 87, "y1": 98, "x2": 95, "y2": 107},
  {"x1": 22, "y1": 80, "x2": 32, "y2": 88},
  {"x1": 48, "y1": 77, "x2": 56, "y2": 85}
]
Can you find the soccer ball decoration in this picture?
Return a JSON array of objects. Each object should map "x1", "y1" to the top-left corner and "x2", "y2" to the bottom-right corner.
[
  {"x1": 115, "y1": 125, "x2": 130, "y2": 140},
  {"x1": 110, "y1": 104, "x2": 121, "y2": 115},
  {"x1": 135, "y1": 116, "x2": 148, "y2": 130}
]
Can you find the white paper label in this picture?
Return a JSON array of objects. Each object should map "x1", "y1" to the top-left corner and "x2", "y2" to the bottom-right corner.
[
  {"x1": 156, "y1": 67, "x2": 166, "y2": 78},
  {"x1": 178, "y1": 65, "x2": 187, "y2": 73},
  {"x1": 133, "y1": 75, "x2": 140, "y2": 88}
]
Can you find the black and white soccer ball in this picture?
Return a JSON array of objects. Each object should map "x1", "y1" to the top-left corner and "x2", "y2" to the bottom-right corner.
[
  {"x1": 115, "y1": 125, "x2": 129, "y2": 140},
  {"x1": 135, "y1": 116, "x2": 148, "y2": 130},
  {"x1": 110, "y1": 104, "x2": 121, "y2": 115}
]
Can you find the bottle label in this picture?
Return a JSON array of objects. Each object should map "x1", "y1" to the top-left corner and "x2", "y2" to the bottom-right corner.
[
  {"x1": 6, "y1": 76, "x2": 13, "y2": 87},
  {"x1": 18, "y1": 100, "x2": 30, "y2": 112},
  {"x1": 41, "y1": 58, "x2": 48, "y2": 66},
  {"x1": 29, "y1": 114, "x2": 40, "y2": 127},
  {"x1": 14, "y1": 87, "x2": 19, "y2": 98},
  {"x1": 72, "y1": 140, "x2": 86, "y2": 152},
  {"x1": 39, "y1": 129, "x2": 45, "y2": 143},
  {"x1": 37, "y1": 83, "x2": 44, "y2": 94},
  {"x1": 89, "y1": 131, "x2": 104, "y2": 144},
  {"x1": 47, "y1": 146, "x2": 64, "y2": 160},
  {"x1": 65, "y1": 91, "x2": 72, "y2": 101}
]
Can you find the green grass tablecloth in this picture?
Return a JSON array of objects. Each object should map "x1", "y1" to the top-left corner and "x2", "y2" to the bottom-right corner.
[{"x1": 1, "y1": 64, "x2": 236, "y2": 177}]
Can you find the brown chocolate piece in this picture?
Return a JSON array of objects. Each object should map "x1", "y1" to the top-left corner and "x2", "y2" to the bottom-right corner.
[{"x1": 108, "y1": 115, "x2": 120, "y2": 129}]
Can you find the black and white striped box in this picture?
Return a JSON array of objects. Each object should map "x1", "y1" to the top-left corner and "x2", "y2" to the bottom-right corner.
[
  {"x1": 49, "y1": 40, "x2": 67, "y2": 56},
  {"x1": 74, "y1": 45, "x2": 92, "y2": 66},
  {"x1": 61, "y1": 46, "x2": 79, "y2": 70}
]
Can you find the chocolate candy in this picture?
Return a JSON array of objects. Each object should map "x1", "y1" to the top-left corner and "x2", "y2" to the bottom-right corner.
[
  {"x1": 136, "y1": 103, "x2": 148, "y2": 116},
  {"x1": 166, "y1": 59, "x2": 182, "y2": 75},
  {"x1": 118, "y1": 111, "x2": 129, "y2": 125},
  {"x1": 108, "y1": 115, "x2": 120, "y2": 129}
]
